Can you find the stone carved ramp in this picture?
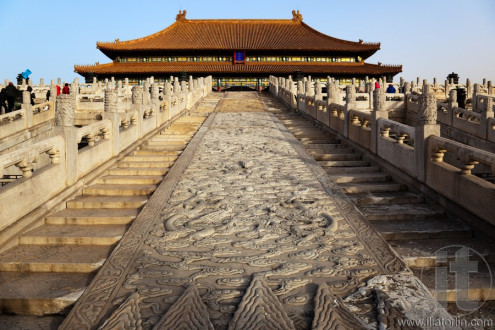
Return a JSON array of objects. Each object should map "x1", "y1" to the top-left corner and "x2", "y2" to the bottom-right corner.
[{"x1": 61, "y1": 92, "x2": 453, "y2": 329}]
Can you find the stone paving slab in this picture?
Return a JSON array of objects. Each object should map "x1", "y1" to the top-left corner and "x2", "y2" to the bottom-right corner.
[{"x1": 60, "y1": 93, "x2": 455, "y2": 329}]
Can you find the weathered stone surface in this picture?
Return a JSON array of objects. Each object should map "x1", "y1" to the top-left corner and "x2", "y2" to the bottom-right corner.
[{"x1": 61, "y1": 92, "x2": 430, "y2": 330}]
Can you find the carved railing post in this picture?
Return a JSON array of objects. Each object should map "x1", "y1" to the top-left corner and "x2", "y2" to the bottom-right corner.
[
  {"x1": 415, "y1": 90, "x2": 440, "y2": 182},
  {"x1": 371, "y1": 89, "x2": 388, "y2": 154},
  {"x1": 55, "y1": 94, "x2": 77, "y2": 184},
  {"x1": 103, "y1": 88, "x2": 119, "y2": 156},
  {"x1": 132, "y1": 86, "x2": 144, "y2": 138},
  {"x1": 22, "y1": 90, "x2": 34, "y2": 128},
  {"x1": 480, "y1": 97, "x2": 494, "y2": 140}
]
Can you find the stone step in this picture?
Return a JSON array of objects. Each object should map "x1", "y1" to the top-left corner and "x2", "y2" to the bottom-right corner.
[
  {"x1": 107, "y1": 167, "x2": 169, "y2": 176},
  {"x1": 349, "y1": 191, "x2": 425, "y2": 206},
  {"x1": 339, "y1": 182, "x2": 405, "y2": 194},
  {"x1": 0, "y1": 245, "x2": 113, "y2": 272},
  {"x1": 318, "y1": 160, "x2": 370, "y2": 167},
  {"x1": 360, "y1": 203, "x2": 445, "y2": 221},
  {"x1": 0, "y1": 315, "x2": 64, "y2": 329},
  {"x1": 117, "y1": 161, "x2": 174, "y2": 168},
  {"x1": 45, "y1": 209, "x2": 138, "y2": 225},
  {"x1": 82, "y1": 184, "x2": 156, "y2": 196},
  {"x1": 96, "y1": 175, "x2": 163, "y2": 185},
  {"x1": 133, "y1": 149, "x2": 181, "y2": 156},
  {"x1": 139, "y1": 145, "x2": 186, "y2": 151},
  {"x1": 412, "y1": 266, "x2": 495, "y2": 301},
  {"x1": 67, "y1": 196, "x2": 148, "y2": 209},
  {"x1": 299, "y1": 137, "x2": 340, "y2": 144},
  {"x1": 307, "y1": 148, "x2": 355, "y2": 154},
  {"x1": 144, "y1": 140, "x2": 187, "y2": 146},
  {"x1": 389, "y1": 237, "x2": 495, "y2": 268},
  {"x1": 329, "y1": 172, "x2": 390, "y2": 184},
  {"x1": 151, "y1": 134, "x2": 192, "y2": 140},
  {"x1": 312, "y1": 153, "x2": 362, "y2": 161},
  {"x1": 301, "y1": 143, "x2": 347, "y2": 149},
  {"x1": 374, "y1": 218, "x2": 472, "y2": 240},
  {"x1": 123, "y1": 155, "x2": 178, "y2": 162},
  {"x1": 19, "y1": 225, "x2": 127, "y2": 245},
  {"x1": 0, "y1": 272, "x2": 93, "y2": 315},
  {"x1": 324, "y1": 166, "x2": 380, "y2": 175}
]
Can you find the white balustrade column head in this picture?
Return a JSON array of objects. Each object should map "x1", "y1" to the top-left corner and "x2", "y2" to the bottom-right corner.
[
  {"x1": 487, "y1": 81, "x2": 493, "y2": 95},
  {"x1": 40, "y1": 78, "x2": 44, "y2": 86},
  {"x1": 486, "y1": 97, "x2": 493, "y2": 114},
  {"x1": 345, "y1": 85, "x2": 356, "y2": 106},
  {"x1": 416, "y1": 77, "x2": 421, "y2": 86},
  {"x1": 22, "y1": 90, "x2": 31, "y2": 105},
  {"x1": 411, "y1": 81, "x2": 417, "y2": 91},
  {"x1": 483, "y1": 78, "x2": 487, "y2": 88},
  {"x1": 165, "y1": 81, "x2": 172, "y2": 96},
  {"x1": 55, "y1": 94, "x2": 76, "y2": 126},
  {"x1": 93, "y1": 77, "x2": 97, "y2": 85},
  {"x1": 449, "y1": 89, "x2": 457, "y2": 103},
  {"x1": 104, "y1": 78, "x2": 109, "y2": 84},
  {"x1": 173, "y1": 78, "x2": 180, "y2": 93},
  {"x1": 433, "y1": 78, "x2": 438, "y2": 88},
  {"x1": 132, "y1": 85, "x2": 144, "y2": 104},
  {"x1": 189, "y1": 75, "x2": 193, "y2": 89},
  {"x1": 104, "y1": 88, "x2": 118, "y2": 112},
  {"x1": 50, "y1": 83, "x2": 57, "y2": 101},
  {"x1": 305, "y1": 80, "x2": 314, "y2": 96},
  {"x1": 150, "y1": 76, "x2": 154, "y2": 84},
  {"x1": 57, "y1": 78, "x2": 62, "y2": 86},
  {"x1": 399, "y1": 77, "x2": 405, "y2": 87},
  {"x1": 181, "y1": 80, "x2": 187, "y2": 92},
  {"x1": 150, "y1": 84, "x2": 159, "y2": 102},
  {"x1": 21, "y1": 78, "x2": 26, "y2": 88},
  {"x1": 4, "y1": 79, "x2": 9, "y2": 86},
  {"x1": 403, "y1": 82, "x2": 411, "y2": 94},
  {"x1": 117, "y1": 80, "x2": 122, "y2": 91},
  {"x1": 418, "y1": 90, "x2": 437, "y2": 125},
  {"x1": 373, "y1": 89, "x2": 385, "y2": 111},
  {"x1": 472, "y1": 83, "x2": 481, "y2": 111},
  {"x1": 297, "y1": 81, "x2": 304, "y2": 95},
  {"x1": 71, "y1": 82, "x2": 78, "y2": 95},
  {"x1": 315, "y1": 80, "x2": 322, "y2": 99}
]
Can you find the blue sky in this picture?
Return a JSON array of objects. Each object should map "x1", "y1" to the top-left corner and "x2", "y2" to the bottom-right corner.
[{"x1": 0, "y1": 0, "x2": 494, "y2": 84}]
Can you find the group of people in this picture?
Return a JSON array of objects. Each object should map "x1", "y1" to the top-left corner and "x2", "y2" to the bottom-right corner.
[
  {"x1": 374, "y1": 81, "x2": 397, "y2": 93},
  {"x1": 0, "y1": 82, "x2": 72, "y2": 113},
  {"x1": 0, "y1": 82, "x2": 20, "y2": 113},
  {"x1": 45, "y1": 83, "x2": 70, "y2": 101}
]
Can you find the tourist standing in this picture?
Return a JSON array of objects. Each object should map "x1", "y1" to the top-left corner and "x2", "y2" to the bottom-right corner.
[
  {"x1": 5, "y1": 82, "x2": 18, "y2": 112},
  {"x1": 374, "y1": 81, "x2": 380, "y2": 89},
  {"x1": 386, "y1": 84, "x2": 396, "y2": 93},
  {"x1": 27, "y1": 86, "x2": 35, "y2": 105},
  {"x1": 0, "y1": 88, "x2": 7, "y2": 114},
  {"x1": 62, "y1": 83, "x2": 70, "y2": 94}
]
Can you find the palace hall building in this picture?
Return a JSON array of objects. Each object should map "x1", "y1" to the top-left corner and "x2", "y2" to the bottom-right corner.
[{"x1": 74, "y1": 10, "x2": 402, "y2": 89}]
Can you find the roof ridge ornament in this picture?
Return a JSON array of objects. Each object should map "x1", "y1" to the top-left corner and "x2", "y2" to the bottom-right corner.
[
  {"x1": 176, "y1": 10, "x2": 187, "y2": 21},
  {"x1": 292, "y1": 10, "x2": 303, "y2": 22}
]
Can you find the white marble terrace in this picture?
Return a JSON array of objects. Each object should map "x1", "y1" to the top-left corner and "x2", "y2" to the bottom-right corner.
[
  {"x1": 271, "y1": 75, "x2": 495, "y2": 226},
  {"x1": 0, "y1": 76, "x2": 212, "y2": 234}
]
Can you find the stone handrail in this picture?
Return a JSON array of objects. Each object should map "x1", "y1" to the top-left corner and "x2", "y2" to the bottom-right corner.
[
  {"x1": 76, "y1": 120, "x2": 112, "y2": 146},
  {"x1": 270, "y1": 75, "x2": 495, "y2": 225},
  {"x1": 377, "y1": 117, "x2": 415, "y2": 145},
  {"x1": 428, "y1": 135, "x2": 495, "y2": 223},
  {"x1": 0, "y1": 136, "x2": 65, "y2": 231},
  {"x1": 0, "y1": 75, "x2": 213, "y2": 234},
  {"x1": 0, "y1": 136, "x2": 62, "y2": 178}
]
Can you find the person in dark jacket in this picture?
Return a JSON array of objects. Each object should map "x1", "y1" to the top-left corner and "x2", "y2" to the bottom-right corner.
[
  {"x1": 62, "y1": 83, "x2": 70, "y2": 94},
  {"x1": 386, "y1": 84, "x2": 396, "y2": 93},
  {"x1": 0, "y1": 88, "x2": 7, "y2": 113},
  {"x1": 27, "y1": 86, "x2": 35, "y2": 105},
  {"x1": 5, "y1": 82, "x2": 18, "y2": 112}
]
